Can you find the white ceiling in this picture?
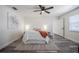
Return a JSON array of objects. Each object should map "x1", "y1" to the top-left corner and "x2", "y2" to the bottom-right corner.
[{"x1": 8, "y1": 5, "x2": 79, "y2": 17}]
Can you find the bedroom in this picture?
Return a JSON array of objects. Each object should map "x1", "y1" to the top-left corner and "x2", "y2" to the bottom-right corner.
[{"x1": 0, "y1": 5, "x2": 79, "y2": 53}]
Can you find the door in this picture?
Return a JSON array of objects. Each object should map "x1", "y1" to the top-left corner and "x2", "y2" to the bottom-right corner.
[{"x1": 58, "y1": 18, "x2": 65, "y2": 37}]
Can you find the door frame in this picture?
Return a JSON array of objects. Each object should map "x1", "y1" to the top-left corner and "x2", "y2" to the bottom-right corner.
[{"x1": 63, "y1": 18, "x2": 65, "y2": 37}]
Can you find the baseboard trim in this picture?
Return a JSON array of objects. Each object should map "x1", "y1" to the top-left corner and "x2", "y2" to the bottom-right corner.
[
  {"x1": 54, "y1": 33, "x2": 79, "y2": 45},
  {"x1": 0, "y1": 38, "x2": 18, "y2": 50},
  {"x1": 54, "y1": 33, "x2": 65, "y2": 38},
  {"x1": 0, "y1": 32, "x2": 25, "y2": 50}
]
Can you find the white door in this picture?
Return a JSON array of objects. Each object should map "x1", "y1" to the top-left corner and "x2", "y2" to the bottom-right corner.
[{"x1": 58, "y1": 18, "x2": 65, "y2": 37}]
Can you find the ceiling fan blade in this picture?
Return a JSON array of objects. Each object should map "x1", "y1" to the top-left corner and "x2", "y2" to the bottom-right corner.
[
  {"x1": 39, "y1": 5, "x2": 45, "y2": 10},
  {"x1": 12, "y1": 7, "x2": 18, "y2": 10},
  {"x1": 39, "y1": 5, "x2": 42, "y2": 9},
  {"x1": 40, "y1": 11, "x2": 42, "y2": 15},
  {"x1": 33, "y1": 10, "x2": 41, "y2": 12},
  {"x1": 45, "y1": 7, "x2": 53, "y2": 10},
  {"x1": 44, "y1": 10, "x2": 50, "y2": 14}
]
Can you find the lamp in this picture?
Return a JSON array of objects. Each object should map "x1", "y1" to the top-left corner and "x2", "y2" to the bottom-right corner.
[
  {"x1": 43, "y1": 25, "x2": 48, "y2": 31},
  {"x1": 25, "y1": 25, "x2": 30, "y2": 31}
]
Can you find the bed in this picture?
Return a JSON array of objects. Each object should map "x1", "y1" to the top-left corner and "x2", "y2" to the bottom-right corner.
[{"x1": 22, "y1": 30, "x2": 49, "y2": 44}]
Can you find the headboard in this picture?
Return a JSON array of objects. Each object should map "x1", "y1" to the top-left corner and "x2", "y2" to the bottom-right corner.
[{"x1": 25, "y1": 24, "x2": 48, "y2": 31}]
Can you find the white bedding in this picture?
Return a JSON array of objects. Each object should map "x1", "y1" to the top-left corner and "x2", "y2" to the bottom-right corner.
[{"x1": 22, "y1": 30, "x2": 49, "y2": 44}]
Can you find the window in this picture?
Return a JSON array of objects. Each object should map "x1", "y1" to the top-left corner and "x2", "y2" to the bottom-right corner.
[{"x1": 69, "y1": 15, "x2": 79, "y2": 31}]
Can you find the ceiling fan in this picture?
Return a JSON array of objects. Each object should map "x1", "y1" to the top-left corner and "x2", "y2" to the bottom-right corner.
[{"x1": 33, "y1": 5, "x2": 54, "y2": 15}]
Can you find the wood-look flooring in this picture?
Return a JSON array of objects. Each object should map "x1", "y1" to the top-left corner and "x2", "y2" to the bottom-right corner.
[{"x1": 0, "y1": 34, "x2": 79, "y2": 53}]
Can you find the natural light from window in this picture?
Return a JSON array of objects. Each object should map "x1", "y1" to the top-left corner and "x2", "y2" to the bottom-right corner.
[{"x1": 69, "y1": 15, "x2": 79, "y2": 31}]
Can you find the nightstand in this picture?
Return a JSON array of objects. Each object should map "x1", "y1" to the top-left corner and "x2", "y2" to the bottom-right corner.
[{"x1": 48, "y1": 32, "x2": 53, "y2": 39}]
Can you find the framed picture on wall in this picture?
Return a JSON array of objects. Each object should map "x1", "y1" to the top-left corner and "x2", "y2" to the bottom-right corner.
[{"x1": 7, "y1": 12, "x2": 19, "y2": 30}]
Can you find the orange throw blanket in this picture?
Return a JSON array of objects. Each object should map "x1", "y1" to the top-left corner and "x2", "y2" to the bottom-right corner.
[
  {"x1": 38, "y1": 31, "x2": 48, "y2": 38},
  {"x1": 34, "y1": 29, "x2": 48, "y2": 38}
]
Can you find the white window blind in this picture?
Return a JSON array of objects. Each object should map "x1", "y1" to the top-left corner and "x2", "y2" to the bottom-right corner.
[{"x1": 69, "y1": 15, "x2": 79, "y2": 31}]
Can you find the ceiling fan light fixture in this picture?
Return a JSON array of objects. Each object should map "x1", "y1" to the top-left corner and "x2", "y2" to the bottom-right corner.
[{"x1": 42, "y1": 11, "x2": 44, "y2": 13}]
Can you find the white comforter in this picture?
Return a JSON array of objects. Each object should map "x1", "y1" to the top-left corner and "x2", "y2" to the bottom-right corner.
[{"x1": 22, "y1": 30, "x2": 49, "y2": 44}]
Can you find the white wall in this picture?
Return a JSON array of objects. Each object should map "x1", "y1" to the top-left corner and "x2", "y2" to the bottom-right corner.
[
  {"x1": 54, "y1": 7, "x2": 79, "y2": 43},
  {"x1": 0, "y1": 6, "x2": 24, "y2": 49},
  {"x1": 53, "y1": 17, "x2": 59, "y2": 34},
  {"x1": 23, "y1": 14, "x2": 55, "y2": 33}
]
